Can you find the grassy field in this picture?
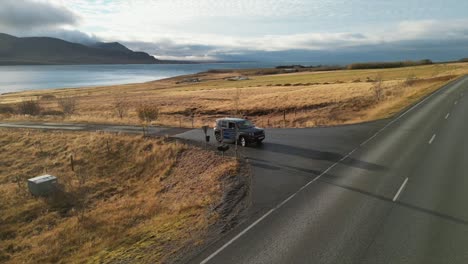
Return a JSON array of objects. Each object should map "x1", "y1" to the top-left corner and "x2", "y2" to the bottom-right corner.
[
  {"x1": 1, "y1": 62, "x2": 468, "y2": 128},
  {"x1": 0, "y1": 129, "x2": 245, "y2": 263}
]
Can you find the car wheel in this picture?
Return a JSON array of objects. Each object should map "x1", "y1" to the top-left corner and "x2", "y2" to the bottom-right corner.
[
  {"x1": 240, "y1": 136, "x2": 247, "y2": 147},
  {"x1": 257, "y1": 139, "x2": 263, "y2": 145},
  {"x1": 215, "y1": 132, "x2": 222, "y2": 142}
]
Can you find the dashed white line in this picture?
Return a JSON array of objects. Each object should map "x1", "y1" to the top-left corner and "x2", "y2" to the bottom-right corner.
[
  {"x1": 393, "y1": 178, "x2": 409, "y2": 202},
  {"x1": 445, "y1": 113, "x2": 450, "y2": 119},
  {"x1": 200, "y1": 77, "x2": 467, "y2": 264},
  {"x1": 199, "y1": 145, "x2": 356, "y2": 264},
  {"x1": 429, "y1": 134, "x2": 436, "y2": 144}
]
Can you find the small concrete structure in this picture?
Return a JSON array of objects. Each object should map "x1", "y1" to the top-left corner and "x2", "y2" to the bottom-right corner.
[
  {"x1": 227, "y1": 76, "x2": 250, "y2": 81},
  {"x1": 282, "y1": 68, "x2": 298, "y2": 73},
  {"x1": 28, "y1": 174, "x2": 58, "y2": 196},
  {"x1": 176, "y1": 77, "x2": 201, "y2": 84}
]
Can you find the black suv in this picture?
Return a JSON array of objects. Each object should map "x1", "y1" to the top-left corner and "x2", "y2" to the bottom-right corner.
[{"x1": 214, "y1": 118, "x2": 265, "y2": 147}]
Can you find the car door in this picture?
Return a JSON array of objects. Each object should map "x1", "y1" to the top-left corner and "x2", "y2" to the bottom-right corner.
[{"x1": 222, "y1": 121, "x2": 236, "y2": 143}]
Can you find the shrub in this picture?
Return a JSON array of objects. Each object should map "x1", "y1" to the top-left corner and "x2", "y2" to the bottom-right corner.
[
  {"x1": 372, "y1": 75, "x2": 384, "y2": 101},
  {"x1": 113, "y1": 97, "x2": 129, "y2": 119},
  {"x1": 347, "y1": 60, "x2": 433, "y2": 70},
  {"x1": 0, "y1": 105, "x2": 15, "y2": 114},
  {"x1": 18, "y1": 100, "x2": 41, "y2": 115},
  {"x1": 404, "y1": 74, "x2": 418, "y2": 86},
  {"x1": 136, "y1": 104, "x2": 159, "y2": 123},
  {"x1": 57, "y1": 97, "x2": 77, "y2": 115},
  {"x1": 41, "y1": 110, "x2": 64, "y2": 116},
  {"x1": 40, "y1": 94, "x2": 56, "y2": 100}
]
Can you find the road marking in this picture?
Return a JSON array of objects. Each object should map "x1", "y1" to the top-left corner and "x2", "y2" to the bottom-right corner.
[
  {"x1": 393, "y1": 178, "x2": 409, "y2": 202},
  {"x1": 199, "y1": 208, "x2": 276, "y2": 264},
  {"x1": 455, "y1": 101, "x2": 458, "y2": 105},
  {"x1": 199, "y1": 146, "x2": 354, "y2": 264},
  {"x1": 360, "y1": 76, "x2": 466, "y2": 147},
  {"x1": 429, "y1": 134, "x2": 436, "y2": 144},
  {"x1": 199, "y1": 77, "x2": 467, "y2": 264},
  {"x1": 445, "y1": 113, "x2": 450, "y2": 119},
  {"x1": 277, "y1": 193, "x2": 297, "y2": 208}
]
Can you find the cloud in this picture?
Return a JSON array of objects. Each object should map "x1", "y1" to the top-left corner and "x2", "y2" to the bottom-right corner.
[
  {"x1": 120, "y1": 19, "x2": 468, "y2": 62},
  {"x1": 0, "y1": 0, "x2": 96, "y2": 44},
  {"x1": 31, "y1": 28, "x2": 100, "y2": 44},
  {"x1": 123, "y1": 40, "x2": 218, "y2": 60},
  {"x1": 1, "y1": 0, "x2": 467, "y2": 62},
  {"x1": 0, "y1": 0, "x2": 78, "y2": 30}
]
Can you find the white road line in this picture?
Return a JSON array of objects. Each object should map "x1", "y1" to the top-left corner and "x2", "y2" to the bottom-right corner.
[
  {"x1": 199, "y1": 208, "x2": 276, "y2": 264},
  {"x1": 199, "y1": 148, "x2": 352, "y2": 264},
  {"x1": 393, "y1": 178, "x2": 409, "y2": 202},
  {"x1": 445, "y1": 113, "x2": 450, "y2": 119},
  {"x1": 277, "y1": 193, "x2": 297, "y2": 208},
  {"x1": 455, "y1": 101, "x2": 458, "y2": 105},
  {"x1": 429, "y1": 134, "x2": 436, "y2": 144},
  {"x1": 360, "y1": 76, "x2": 464, "y2": 147},
  {"x1": 199, "y1": 77, "x2": 466, "y2": 264}
]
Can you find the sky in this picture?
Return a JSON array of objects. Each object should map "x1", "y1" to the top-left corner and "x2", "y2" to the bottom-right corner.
[{"x1": 1, "y1": 0, "x2": 468, "y2": 63}]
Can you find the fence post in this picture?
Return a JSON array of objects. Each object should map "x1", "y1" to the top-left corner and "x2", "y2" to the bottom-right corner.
[
  {"x1": 191, "y1": 113, "x2": 195, "y2": 128},
  {"x1": 283, "y1": 110, "x2": 286, "y2": 127},
  {"x1": 70, "y1": 154, "x2": 74, "y2": 172},
  {"x1": 235, "y1": 125, "x2": 238, "y2": 157}
]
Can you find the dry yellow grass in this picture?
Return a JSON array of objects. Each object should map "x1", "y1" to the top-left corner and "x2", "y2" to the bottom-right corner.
[
  {"x1": 0, "y1": 129, "x2": 241, "y2": 263},
  {"x1": 1, "y1": 62, "x2": 468, "y2": 128}
]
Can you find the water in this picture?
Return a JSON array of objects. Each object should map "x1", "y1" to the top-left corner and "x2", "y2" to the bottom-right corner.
[{"x1": 0, "y1": 62, "x2": 297, "y2": 94}]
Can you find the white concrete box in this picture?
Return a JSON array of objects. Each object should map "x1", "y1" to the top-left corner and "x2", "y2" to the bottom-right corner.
[{"x1": 28, "y1": 174, "x2": 58, "y2": 196}]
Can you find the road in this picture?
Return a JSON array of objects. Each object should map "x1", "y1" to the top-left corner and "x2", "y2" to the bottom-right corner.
[
  {"x1": 0, "y1": 121, "x2": 188, "y2": 136},
  {"x1": 177, "y1": 76, "x2": 468, "y2": 264},
  {"x1": 2, "y1": 76, "x2": 468, "y2": 263}
]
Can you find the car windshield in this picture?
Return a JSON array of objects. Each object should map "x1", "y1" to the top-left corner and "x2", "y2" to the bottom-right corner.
[{"x1": 237, "y1": 120, "x2": 254, "y2": 129}]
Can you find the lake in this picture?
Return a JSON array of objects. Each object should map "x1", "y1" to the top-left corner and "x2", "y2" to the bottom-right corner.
[{"x1": 0, "y1": 62, "x2": 297, "y2": 94}]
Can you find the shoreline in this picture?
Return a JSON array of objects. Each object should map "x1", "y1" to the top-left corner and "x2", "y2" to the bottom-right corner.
[
  {"x1": 0, "y1": 63, "x2": 466, "y2": 130},
  {"x1": 0, "y1": 62, "x2": 278, "y2": 95}
]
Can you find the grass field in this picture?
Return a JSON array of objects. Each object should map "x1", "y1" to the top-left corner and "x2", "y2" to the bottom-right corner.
[
  {"x1": 0, "y1": 130, "x2": 244, "y2": 263},
  {"x1": 1, "y1": 62, "x2": 468, "y2": 128}
]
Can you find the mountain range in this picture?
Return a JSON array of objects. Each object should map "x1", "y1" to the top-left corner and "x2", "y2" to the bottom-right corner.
[{"x1": 0, "y1": 33, "x2": 177, "y2": 65}]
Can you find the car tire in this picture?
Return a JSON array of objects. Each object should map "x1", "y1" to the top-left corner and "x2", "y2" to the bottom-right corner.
[
  {"x1": 257, "y1": 139, "x2": 263, "y2": 145},
  {"x1": 239, "y1": 136, "x2": 247, "y2": 147},
  {"x1": 215, "y1": 131, "x2": 222, "y2": 142}
]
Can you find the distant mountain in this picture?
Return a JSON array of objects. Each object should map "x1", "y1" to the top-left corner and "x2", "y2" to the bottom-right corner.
[
  {"x1": 89, "y1": 42, "x2": 133, "y2": 53},
  {"x1": 0, "y1": 33, "x2": 164, "y2": 65}
]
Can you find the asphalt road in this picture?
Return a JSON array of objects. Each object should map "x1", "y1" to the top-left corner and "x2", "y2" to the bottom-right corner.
[
  {"x1": 177, "y1": 76, "x2": 468, "y2": 264},
  {"x1": 0, "y1": 121, "x2": 188, "y2": 136},
  {"x1": 2, "y1": 76, "x2": 468, "y2": 263}
]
